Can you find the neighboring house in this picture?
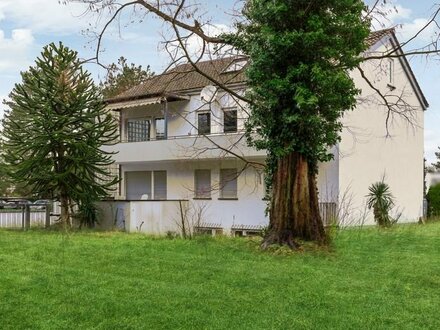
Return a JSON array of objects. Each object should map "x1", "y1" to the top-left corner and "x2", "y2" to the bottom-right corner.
[{"x1": 101, "y1": 29, "x2": 428, "y2": 234}]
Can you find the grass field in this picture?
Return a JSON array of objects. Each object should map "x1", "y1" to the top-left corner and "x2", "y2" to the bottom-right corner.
[{"x1": 0, "y1": 223, "x2": 439, "y2": 329}]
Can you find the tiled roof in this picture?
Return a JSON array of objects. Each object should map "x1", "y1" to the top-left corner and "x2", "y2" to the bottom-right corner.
[
  {"x1": 107, "y1": 57, "x2": 246, "y2": 103},
  {"x1": 365, "y1": 28, "x2": 394, "y2": 47},
  {"x1": 106, "y1": 29, "x2": 398, "y2": 103}
]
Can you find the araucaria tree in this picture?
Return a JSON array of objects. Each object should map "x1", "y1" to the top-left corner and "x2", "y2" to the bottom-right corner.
[
  {"x1": 1, "y1": 42, "x2": 117, "y2": 227},
  {"x1": 226, "y1": 0, "x2": 370, "y2": 248}
]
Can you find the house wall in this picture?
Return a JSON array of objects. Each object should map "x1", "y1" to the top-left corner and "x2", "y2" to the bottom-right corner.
[
  {"x1": 118, "y1": 159, "x2": 268, "y2": 233},
  {"x1": 116, "y1": 157, "x2": 338, "y2": 234},
  {"x1": 109, "y1": 37, "x2": 425, "y2": 231},
  {"x1": 337, "y1": 41, "x2": 425, "y2": 225}
]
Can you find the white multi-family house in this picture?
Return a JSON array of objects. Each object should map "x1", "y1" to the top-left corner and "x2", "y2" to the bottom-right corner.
[{"x1": 101, "y1": 29, "x2": 428, "y2": 234}]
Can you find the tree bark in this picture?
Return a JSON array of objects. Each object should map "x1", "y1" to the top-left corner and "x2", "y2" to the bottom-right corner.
[
  {"x1": 60, "y1": 192, "x2": 70, "y2": 230},
  {"x1": 262, "y1": 151, "x2": 328, "y2": 249}
]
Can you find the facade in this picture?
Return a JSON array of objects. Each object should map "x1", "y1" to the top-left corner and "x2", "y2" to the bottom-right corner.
[{"x1": 101, "y1": 29, "x2": 428, "y2": 234}]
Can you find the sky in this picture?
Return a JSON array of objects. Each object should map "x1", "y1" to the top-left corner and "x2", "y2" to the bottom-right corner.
[{"x1": 0, "y1": 0, "x2": 439, "y2": 163}]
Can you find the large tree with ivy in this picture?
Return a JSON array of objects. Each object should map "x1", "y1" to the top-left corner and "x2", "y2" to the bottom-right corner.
[
  {"x1": 223, "y1": 0, "x2": 370, "y2": 247},
  {"x1": 1, "y1": 42, "x2": 118, "y2": 227}
]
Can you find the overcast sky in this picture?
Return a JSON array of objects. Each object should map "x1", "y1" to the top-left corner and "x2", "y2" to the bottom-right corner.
[{"x1": 0, "y1": 0, "x2": 439, "y2": 163}]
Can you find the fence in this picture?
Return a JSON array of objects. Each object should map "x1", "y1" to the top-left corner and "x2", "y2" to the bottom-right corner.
[
  {"x1": 319, "y1": 202, "x2": 338, "y2": 226},
  {"x1": 0, "y1": 210, "x2": 50, "y2": 228}
]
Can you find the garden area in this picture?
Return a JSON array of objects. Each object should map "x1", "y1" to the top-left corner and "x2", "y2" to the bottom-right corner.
[{"x1": 0, "y1": 223, "x2": 439, "y2": 329}]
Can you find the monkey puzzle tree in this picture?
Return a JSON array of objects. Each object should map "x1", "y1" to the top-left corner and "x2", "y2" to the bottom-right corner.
[{"x1": 1, "y1": 42, "x2": 117, "y2": 227}]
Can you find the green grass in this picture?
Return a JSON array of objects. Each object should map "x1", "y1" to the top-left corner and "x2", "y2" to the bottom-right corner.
[{"x1": 1, "y1": 224, "x2": 440, "y2": 329}]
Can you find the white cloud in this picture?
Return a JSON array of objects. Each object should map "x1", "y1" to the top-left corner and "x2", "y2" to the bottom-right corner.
[
  {"x1": 370, "y1": 1, "x2": 437, "y2": 47},
  {"x1": 0, "y1": 0, "x2": 92, "y2": 35},
  {"x1": 0, "y1": 29, "x2": 34, "y2": 72},
  {"x1": 162, "y1": 23, "x2": 236, "y2": 62},
  {"x1": 371, "y1": 1, "x2": 412, "y2": 29},
  {"x1": 396, "y1": 18, "x2": 438, "y2": 45}
]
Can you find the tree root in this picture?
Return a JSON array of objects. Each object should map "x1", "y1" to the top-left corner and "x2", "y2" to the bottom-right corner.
[{"x1": 260, "y1": 230, "x2": 301, "y2": 250}]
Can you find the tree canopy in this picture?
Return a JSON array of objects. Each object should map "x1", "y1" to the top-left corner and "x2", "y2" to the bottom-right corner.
[
  {"x1": 99, "y1": 56, "x2": 154, "y2": 99},
  {"x1": 1, "y1": 42, "x2": 118, "y2": 227}
]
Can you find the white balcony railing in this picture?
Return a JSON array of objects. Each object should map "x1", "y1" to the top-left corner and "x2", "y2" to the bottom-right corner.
[{"x1": 103, "y1": 132, "x2": 266, "y2": 163}]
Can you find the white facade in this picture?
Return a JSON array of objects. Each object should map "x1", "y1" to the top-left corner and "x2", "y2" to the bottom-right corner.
[{"x1": 102, "y1": 32, "x2": 427, "y2": 234}]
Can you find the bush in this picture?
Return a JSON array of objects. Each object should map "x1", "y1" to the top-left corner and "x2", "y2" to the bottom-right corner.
[{"x1": 427, "y1": 184, "x2": 440, "y2": 217}]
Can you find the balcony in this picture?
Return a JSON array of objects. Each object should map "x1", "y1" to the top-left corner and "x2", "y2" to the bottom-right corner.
[{"x1": 102, "y1": 132, "x2": 267, "y2": 164}]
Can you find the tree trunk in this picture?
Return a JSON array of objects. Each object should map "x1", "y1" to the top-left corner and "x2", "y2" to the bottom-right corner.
[
  {"x1": 60, "y1": 192, "x2": 70, "y2": 229},
  {"x1": 262, "y1": 151, "x2": 328, "y2": 249}
]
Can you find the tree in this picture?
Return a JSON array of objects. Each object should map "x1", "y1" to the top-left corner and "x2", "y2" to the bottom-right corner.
[
  {"x1": 366, "y1": 181, "x2": 395, "y2": 227},
  {"x1": 68, "y1": 0, "x2": 433, "y2": 247},
  {"x1": 0, "y1": 142, "x2": 10, "y2": 196},
  {"x1": 426, "y1": 184, "x2": 440, "y2": 217},
  {"x1": 99, "y1": 56, "x2": 154, "y2": 99},
  {"x1": 433, "y1": 148, "x2": 440, "y2": 171},
  {"x1": 222, "y1": 0, "x2": 370, "y2": 247},
  {"x1": 1, "y1": 42, "x2": 118, "y2": 228}
]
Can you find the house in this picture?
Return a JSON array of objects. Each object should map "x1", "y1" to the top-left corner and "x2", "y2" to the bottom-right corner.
[{"x1": 100, "y1": 29, "x2": 428, "y2": 234}]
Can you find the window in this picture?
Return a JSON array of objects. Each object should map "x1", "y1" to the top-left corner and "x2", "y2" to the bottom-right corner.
[
  {"x1": 153, "y1": 171, "x2": 167, "y2": 200},
  {"x1": 223, "y1": 108, "x2": 237, "y2": 133},
  {"x1": 125, "y1": 171, "x2": 167, "y2": 200},
  {"x1": 155, "y1": 118, "x2": 166, "y2": 140},
  {"x1": 388, "y1": 59, "x2": 394, "y2": 84},
  {"x1": 220, "y1": 168, "x2": 237, "y2": 199},
  {"x1": 125, "y1": 171, "x2": 152, "y2": 200},
  {"x1": 127, "y1": 119, "x2": 150, "y2": 142},
  {"x1": 195, "y1": 169, "x2": 211, "y2": 199},
  {"x1": 198, "y1": 112, "x2": 211, "y2": 135}
]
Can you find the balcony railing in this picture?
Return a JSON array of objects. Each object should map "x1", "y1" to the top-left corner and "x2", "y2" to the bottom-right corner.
[{"x1": 118, "y1": 130, "x2": 247, "y2": 143}]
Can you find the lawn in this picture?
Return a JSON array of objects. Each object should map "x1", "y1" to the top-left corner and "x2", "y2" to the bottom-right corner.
[{"x1": 0, "y1": 224, "x2": 439, "y2": 329}]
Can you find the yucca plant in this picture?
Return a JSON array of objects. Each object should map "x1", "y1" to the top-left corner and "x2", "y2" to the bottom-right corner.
[{"x1": 366, "y1": 181, "x2": 396, "y2": 227}]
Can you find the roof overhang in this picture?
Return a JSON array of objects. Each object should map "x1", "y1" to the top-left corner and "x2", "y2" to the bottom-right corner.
[{"x1": 105, "y1": 93, "x2": 190, "y2": 111}]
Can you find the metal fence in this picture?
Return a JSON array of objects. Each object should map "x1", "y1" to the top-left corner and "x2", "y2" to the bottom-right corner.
[
  {"x1": 319, "y1": 202, "x2": 338, "y2": 226},
  {"x1": 0, "y1": 210, "x2": 49, "y2": 228}
]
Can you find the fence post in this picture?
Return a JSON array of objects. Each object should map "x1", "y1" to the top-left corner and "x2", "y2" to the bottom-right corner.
[
  {"x1": 45, "y1": 204, "x2": 51, "y2": 228},
  {"x1": 24, "y1": 205, "x2": 31, "y2": 230}
]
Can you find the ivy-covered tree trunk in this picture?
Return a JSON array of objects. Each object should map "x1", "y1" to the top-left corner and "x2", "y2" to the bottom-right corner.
[{"x1": 262, "y1": 152, "x2": 327, "y2": 249}]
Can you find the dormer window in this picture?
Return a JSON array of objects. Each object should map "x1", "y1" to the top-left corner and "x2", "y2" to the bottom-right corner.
[{"x1": 223, "y1": 58, "x2": 247, "y2": 73}]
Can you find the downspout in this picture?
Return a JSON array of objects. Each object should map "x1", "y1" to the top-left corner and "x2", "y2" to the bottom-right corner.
[{"x1": 163, "y1": 97, "x2": 169, "y2": 139}]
